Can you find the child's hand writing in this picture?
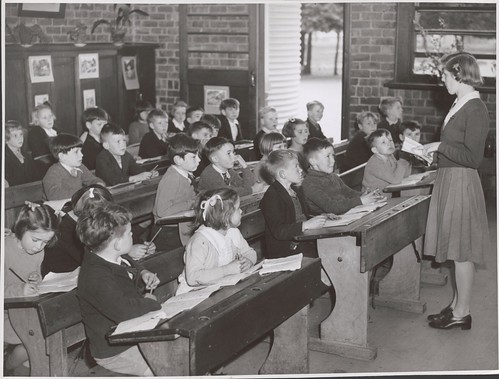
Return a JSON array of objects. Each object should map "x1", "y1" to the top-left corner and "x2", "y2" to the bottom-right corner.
[
  {"x1": 129, "y1": 243, "x2": 156, "y2": 260},
  {"x1": 23, "y1": 283, "x2": 39, "y2": 296},
  {"x1": 28, "y1": 272, "x2": 42, "y2": 285},
  {"x1": 361, "y1": 190, "x2": 383, "y2": 205},
  {"x1": 141, "y1": 270, "x2": 160, "y2": 291},
  {"x1": 302, "y1": 215, "x2": 328, "y2": 231},
  {"x1": 226, "y1": 260, "x2": 243, "y2": 275},
  {"x1": 143, "y1": 293, "x2": 157, "y2": 301},
  {"x1": 238, "y1": 256, "x2": 253, "y2": 272},
  {"x1": 150, "y1": 170, "x2": 159, "y2": 178}
]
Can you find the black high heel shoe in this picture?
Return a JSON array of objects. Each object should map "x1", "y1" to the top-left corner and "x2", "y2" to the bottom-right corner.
[
  {"x1": 428, "y1": 311, "x2": 472, "y2": 330},
  {"x1": 427, "y1": 305, "x2": 453, "y2": 322}
]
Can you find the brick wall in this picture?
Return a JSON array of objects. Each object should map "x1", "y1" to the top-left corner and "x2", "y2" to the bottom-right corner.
[
  {"x1": 5, "y1": 3, "x2": 180, "y2": 111},
  {"x1": 348, "y1": 3, "x2": 496, "y2": 143}
]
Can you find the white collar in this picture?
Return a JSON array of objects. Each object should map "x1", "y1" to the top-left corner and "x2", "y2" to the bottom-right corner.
[
  {"x1": 60, "y1": 162, "x2": 82, "y2": 175},
  {"x1": 443, "y1": 91, "x2": 480, "y2": 128},
  {"x1": 173, "y1": 119, "x2": 185, "y2": 131},
  {"x1": 153, "y1": 130, "x2": 166, "y2": 141},
  {"x1": 213, "y1": 164, "x2": 230, "y2": 178}
]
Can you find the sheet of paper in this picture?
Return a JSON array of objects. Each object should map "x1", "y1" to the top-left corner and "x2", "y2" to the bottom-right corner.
[
  {"x1": 323, "y1": 212, "x2": 367, "y2": 227},
  {"x1": 385, "y1": 171, "x2": 436, "y2": 189},
  {"x1": 38, "y1": 267, "x2": 80, "y2": 294},
  {"x1": 260, "y1": 253, "x2": 302, "y2": 275},
  {"x1": 401, "y1": 138, "x2": 433, "y2": 165},
  {"x1": 112, "y1": 310, "x2": 166, "y2": 335},
  {"x1": 343, "y1": 201, "x2": 387, "y2": 215}
]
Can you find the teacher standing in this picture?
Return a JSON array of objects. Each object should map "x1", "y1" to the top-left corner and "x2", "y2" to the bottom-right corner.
[{"x1": 421, "y1": 52, "x2": 492, "y2": 330}]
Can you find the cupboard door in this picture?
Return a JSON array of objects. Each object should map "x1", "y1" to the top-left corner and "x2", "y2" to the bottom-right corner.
[
  {"x1": 52, "y1": 55, "x2": 77, "y2": 135},
  {"x1": 98, "y1": 54, "x2": 120, "y2": 127},
  {"x1": 5, "y1": 56, "x2": 29, "y2": 127}
]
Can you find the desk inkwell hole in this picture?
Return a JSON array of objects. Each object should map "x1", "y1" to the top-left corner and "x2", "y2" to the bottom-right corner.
[
  {"x1": 199, "y1": 316, "x2": 210, "y2": 321},
  {"x1": 252, "y1": 287, "x2": 262, "y2": 292}
]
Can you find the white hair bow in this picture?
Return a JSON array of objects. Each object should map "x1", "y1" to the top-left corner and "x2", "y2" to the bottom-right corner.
[
  {"x1": 200, "y1": 194, "x2": 223, "y2": 221},
  {"x1": 25, "y1": 201, "x2": 40, "y2": 212}
]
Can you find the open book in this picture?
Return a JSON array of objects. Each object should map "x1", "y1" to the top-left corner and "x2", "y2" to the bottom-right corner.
[
  {"x1": 401, "y1": 138, "x2": 433, "y2": 165},
  {"x1": 323, "y1": 201, "x2": 387, "y2": 227},
  {"x1": 385, "y1": 171, "x2": 437, "y2": 190},
  {"x1": 259, "y1": 253, "x2": 303, "y2": 275}
]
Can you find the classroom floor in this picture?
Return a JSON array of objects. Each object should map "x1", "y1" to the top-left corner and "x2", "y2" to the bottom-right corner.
[{"x1": 10, "y1": 196, "x2": 496, "y2": 377}]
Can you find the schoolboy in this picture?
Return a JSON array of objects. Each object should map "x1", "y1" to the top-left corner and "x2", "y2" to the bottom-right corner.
[
  {"x1": 253, "y1": 106, "x2": 279, "y2": 160},
  {"x1": 186, "y1": 106, "x2": 204, "y2": 126},
  {"x1": 378, "y1": 97, "x2": 403, "y2": 147},
  {"x1": 96, "y1": 123, "x2": 156, "y2": 186},
  {"x1": 188, "y1": 121, "x2": 213, "y2": 146},
  {"x1": 362, "y1": 128, "x2": 411, "y2": 195},
  {"x1": 153, "y1": 134, "x2": 200, "y2": 250},
  {"x1": 42, "y1": 133, "x2": 103, "y2": 200},
  {"x1": 259, "y1": 149, "x2": 327, "y2": 258},
  {"x1": 5, "y1": 120, "x2": 42, "y2": 186},
  {"x1": 302, "y1": 138, "x2": 382, "y2": 215},
  {"x1": 398, "y1": 120, "x2": 428, "y2": 172},
  {"x1": 167, "y1": 100, "x2": 188, "y2": 135},
  {"x1": 305, "y1": 100, "x2": 327, "y2": 140},
  {"x1": 218, "y1": 98, "x2": 243, "y2": 142},
  {"x1": 138, "y1": 109, "x2": 169, "y2": 158},
  {"x1": 198, "y1": 136, "x2": 263, "y2": 196},
  {"x1": 81, "y1": 107, "x2": 109, "y2": 170},
  {"x1": 344, "y1": 111, "x2": 379, "y2": 171},
  {"x1": 201, "y1": 114, "x2": 222, "y2": 137},
  {"x1": 76, "y1": 203, "x2": 160, "y2": 376}
]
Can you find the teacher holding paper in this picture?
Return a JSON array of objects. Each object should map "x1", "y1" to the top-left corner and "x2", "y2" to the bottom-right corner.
[{"x1": 420, "y1": 52, "x2": 491, "y2": 330}]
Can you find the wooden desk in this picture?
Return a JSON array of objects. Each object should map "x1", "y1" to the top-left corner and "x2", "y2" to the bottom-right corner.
[
  {"x1": 108, "y1": 257, "x2": 323, "y2": 376},
  {"x1": 383, "y1": 171, "x2": 436, "y2": 198},
  {"x1": 295, "y1": 195, "x2": 430, "y2": 360}
]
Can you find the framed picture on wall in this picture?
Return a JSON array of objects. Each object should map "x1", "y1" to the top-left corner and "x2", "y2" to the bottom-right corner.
[
  {"x1": 34, "y1": 94, "x2": 49, "y2": 106},
  {"x1": 83, "y1": 89, "x2": 96, "y2": 109},
  {"x1": 204, "y1": 86, "x2": 230, "y2": 115},
  {"x1": 28, "y1": 56, "x2": 54, "y2": 83},
  {"x1": 79, "y1": 54, "x2": 99, "y2": 79},
  {"x1": 121, "y1": 56, "x2": 140, "y2": 90},
  {"x1": 18, "y1": 3, "x2": 66, "y2": 18}
]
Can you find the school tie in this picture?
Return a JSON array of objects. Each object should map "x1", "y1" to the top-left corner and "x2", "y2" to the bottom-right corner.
[
  {"x1": 70, "y1": 168, "x2": 78, "y2": 177},
  {"x1": 222, "y1": 172, "x2": 230, "y2": 186},
  {"x1": 120, "y1": 260, "x2": 137, "y2": 279},
  {"x1": 188, "y1": 173, "x2": 198, "y2": 193}
]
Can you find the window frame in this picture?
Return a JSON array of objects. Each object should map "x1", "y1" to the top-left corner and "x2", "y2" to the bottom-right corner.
[{"x1": 388, "y1": 3, "x2": 496, "y2": 93}]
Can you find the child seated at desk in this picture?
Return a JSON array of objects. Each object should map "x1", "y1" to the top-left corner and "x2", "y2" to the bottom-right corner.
[
  {"x1": 42, "y1": 134, "x2": 104, "y2": 200},
  {"x1": 185, "y1": 105, "x2": 204, "y2": 127},
  {"x1": 254, "y1": 132, "x2": 287, "y2": 184},
  {"x1": 362, "y1": 128, "x2": 411, "y2": 195},
  {"x1": 253, "y1": 106, "x2": 279, "y2": 160},
  {"x1": 128, "y1": 100, "x2": 154, "y2": 145},
  {"x1": 305, "y1": 100, "x2": 327, "y2": 140},
  {"x1": 138, "y1": 109, "x2": 169, "y2": 159},
  {"x1": 27, "y1": 103, "x2": 58, "y2": 162},
  {"x1": 198, "y1": 136, "x2": 263, "y2": 196},
  {"x1": 282, "y1": 118, "x2": 310, "y2": 170},
  {"x1": 260, "y1": 150, "x2": 327, "y2": 259},
  {"x1": 218, "y1": 98, "x2": 243, "y2": 142},
  {"x1": 153, "y1": 134, "x2": 200, "y2": 251},
  {"x1": 344, "y1": 111, "x2": 379, "y2": 171},
  {"x1": 378, "y1": 96, "x2": 403, "y2": 149},
  {"x1": 302, "y1": 138, "x2": 382, "y2": 215},
  {"x1": 189, "y1": 120, "x2": 214, "y2": 177},
  {"x1": 96, "y1": 123, "x2": 157, "y2": 186},
  {"x1": 5, "y1": 120, "x2": 43, "y2": 186},
  {"x1": 81, "y1": 107, "x2": 109, "y2": 170},
  {"x1": 201, "y1": 114, "x2": 221, "y2": 137},
  {"x1": 398, "y1": 120, "x2": 430, "y2": 172},
  {"x1": 167, "y1": 100, "x2": 189, "y2": 136},
  {"x1": 76, "y1": 203, "x2": 161, "y2": 376},
  {"x1": 177, "y1": 188, "x2": 257, "y2": 294},
  {"x1": 4, "y1": 202, "x2": 59, "y2": 375}
]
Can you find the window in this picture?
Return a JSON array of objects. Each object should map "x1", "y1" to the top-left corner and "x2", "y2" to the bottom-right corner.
[{"x1": 391, "y1": 3, "x2": 496, "y2": 91}]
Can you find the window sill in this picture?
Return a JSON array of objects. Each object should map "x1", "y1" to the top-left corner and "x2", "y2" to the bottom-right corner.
[{"x1": 385, "y1": 81, "x2": 496, "y2": 94}]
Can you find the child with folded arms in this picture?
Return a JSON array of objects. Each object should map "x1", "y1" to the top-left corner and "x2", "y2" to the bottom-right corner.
[
  {"x1": 260, "y1": 150, "x2": 327, "y2": 259},
  {"x1": 4, "y1": 202, "x2": 59, "y2": 374},
  {"x1": 96, "y1": 123, "x2": 157, "y2": 186},
  {"x1": 302, "y1": 138, "x2": 382, "y2": 216},
  {"x1": 177, "y1": 188, "x2": 257, "y2": 294},
  {"x1": 42, "y1": 134, "x2": 104, "y2": 200},
  {"x1": 362, "y1": 128, "x2": 411, "y2": 195},
  {"x1": 76, "y1": 203, "x2": 161, "y2": 376}
]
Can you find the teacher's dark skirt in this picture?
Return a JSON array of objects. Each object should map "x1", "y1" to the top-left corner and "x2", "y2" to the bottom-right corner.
[{"x1": 424, "y1": 167, "x2": 491, "y2": 267}]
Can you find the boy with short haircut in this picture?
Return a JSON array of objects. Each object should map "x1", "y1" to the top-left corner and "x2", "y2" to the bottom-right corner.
[
  {"x1": 344, "y1": 111, "x2": 379, "y2": 171},
  {"x1": 139, "y1": 109, "x2": 169, "y2": 159},
  {"x1": 153, "y1": 134, "x2": 201, "y2": 250},
  {"x1": 188, "y1": 121, "x2": 214, "y2": 177},
  {"x1": 362, "y1": 128, "x2": 411, "y2": 195},
  {"x1": 186, "y1": 106, "x2": 204, "y2": 126},
  {"x1": 259, "y1": 149, "x2": 327, "y2": 258},
  {"x1": 253, "y1": 106, "x2": 279, "y2": 160},
  {"x1": 96, "y1": 123, "x2": 157, "y2": 186},
  {"x1": 302, "y1": 138, "x2": 382, "y2": 216},
  {"x1": 378, "y1": 96, "x2": 403, "y2": 147},
  {"x1": 76, "y1": 203, "x2": 160, "y2": 376},
  {"x1": 198, "y1": 136, "x2": 263, "y2": 196},
  {"x1": 43, "y1": 134, "x2": 103, "y2": 200},
  {"x1": 167, "y1": 100, "x2": 189, "y2": 135},
  {"x1": 398, "y1": 120, "x2": 428, "y2": 172},
  {"x1": 81, "y1": 107, "x2": 109, "y2": 170},
  {"x1": 218, "y1": 98, "x2": 243, "y2": 142},
  {"x1": 305, "y1": 100, "x2": 327, "y2": 140},
  {"x1": 201, "y1": 114, "x2": 222, "y2": 137}
]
